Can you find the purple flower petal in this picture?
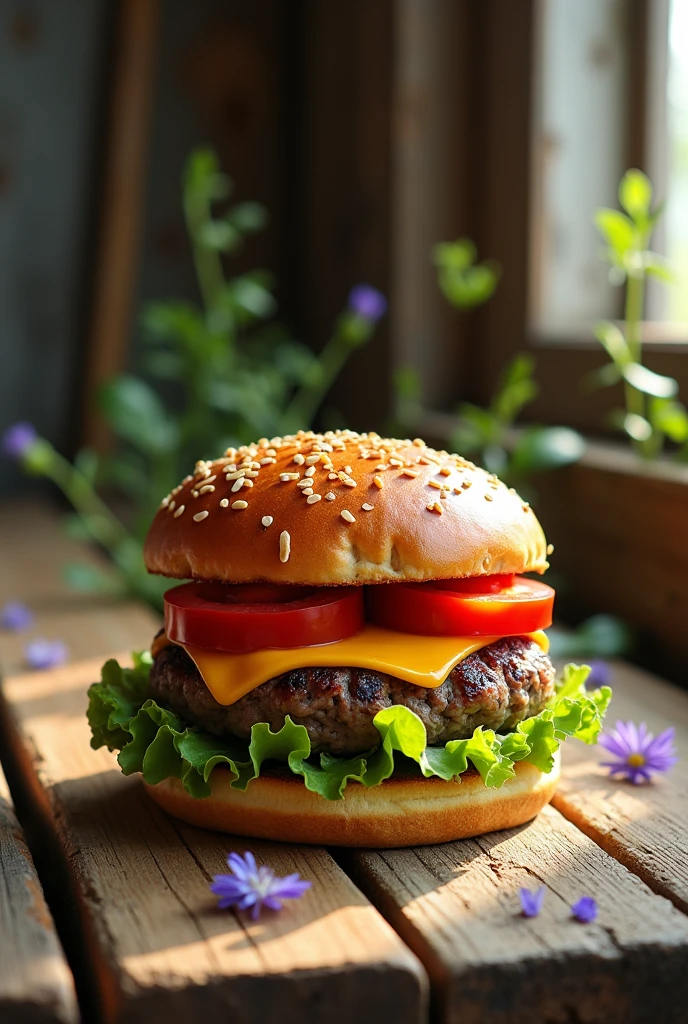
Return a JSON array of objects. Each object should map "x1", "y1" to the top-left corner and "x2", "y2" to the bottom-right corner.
[
  {"x1": 0, "y1": 601, "x2": 34, "y2": 632},
  {"x1": 571, "y1": 896, "x2": 598, "y2": 923},
  {"x1": 211, "y1": 851, "x2": 310, "y2": 919},
  {"x1": 519, "y1": 886, "x2": 546, "y2": 918},
  {"x1": 599, "y1": 720, "x2": 678, "y2": 784},
  {"x1": 348, "y1": 284, "x2": 387, "y2": 322},
  {"x1": 24, "y1": 638, "x2": 68, "y2": 670},
  {"x1": 2, "y1": 422, "x2": 37, "y2": 459},
  {"x1": 586, "y1": 660, "x2": 611, "y2": 689}
]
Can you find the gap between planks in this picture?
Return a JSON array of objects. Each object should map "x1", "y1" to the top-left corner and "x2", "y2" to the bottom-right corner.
[{"x1": 0, "y1": 762, "x2": 77, "y2": 1023}]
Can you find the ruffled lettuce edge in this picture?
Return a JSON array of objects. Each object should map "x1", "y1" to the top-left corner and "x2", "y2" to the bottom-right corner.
[{"x1": 87, "y1": 652, "x2": 611, "y2": 801}]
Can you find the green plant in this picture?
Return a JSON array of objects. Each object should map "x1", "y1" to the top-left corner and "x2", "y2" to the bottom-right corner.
[
  {"x1": 3, "y1": 147, "x2": 387, "y2": 607},
  {"x1": 451, "y1": 354, "x2": 585, "y2": 484},
  {"x1": 591, "y1": 168, "x2": 688, "y2": 457},
  {"x1": 394, "y1": 239, "x2": 584, "y2": 486}
]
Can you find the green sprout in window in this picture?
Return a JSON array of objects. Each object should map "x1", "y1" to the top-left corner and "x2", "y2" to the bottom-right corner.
[{"x1": 592, "y1": 168, "x2": 688, "y2": 458}]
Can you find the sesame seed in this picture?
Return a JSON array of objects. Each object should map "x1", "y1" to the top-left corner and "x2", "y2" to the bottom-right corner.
[
  {"x1": 305, "y1": 466, "x2": 316, "y2": 478},
  {"x1": 174, "y1": 504, "x2": 185, "y2": 518},
  {"x1": 305, "y1": 454, "x2": 321, "y2": 465},
  {"x1": 183, "y1": 475, "x2": 193, "y2": 483},
  {"x1": 319, "y1": 442, "x2": 333, "y2": 452},
  {"x1": 484, "y1": 493, "x2": 494, "y2": 502},
  {"x1": 362, "y1": 503, "x2": 374, "y2": 511},
  {"x1": 547, "y1": 543, "x2": 554, "y2": 555},
  {"x1": 193, "y1": 510, "x2": 209, "y2": 522},
  {"x1": 231, "y1": 479, "x2": 245, "y2": 492},
  {"x1": 440, "y1": 467, "x2": 452, "y2": 476},
  {"x1": 225, "y1": 470, "x2": 247, "y2": 480},
  {"x1": 262, "y1": 515, "x2": 274, "y2": 528},
  {"x1": 231, "y1": 500, "x2": 248, "y2": 510},
  {"x1": 453, "y1": 486, "x2": 462, "y2": 494},
  {"x1": 402, "y1": 468, "x2": 419, "y2": 478},
  {"x1": 260, "y1": 457, "x2": 276, "y2": 465},
  {"x1": 302, "y1": 488, "x2": 314, "y2": 496},
  {"x1": 220, "y1": 499, "x2": 229, "y2": 508},
  {"x1": 307, "y1": 493, "x2": 322, "y2": 504},
  {"x1": 373, "y1": 475, "x2": 383, "y2": 489},
  {"x1": 280, "y1": 472, "x2": 300, "y2": 481},
  {"x1": 428, "y1": 480, "x2": 442, "y2": 490},
  {"x1": 328, "y1": 472, "x2": 338, "y2": 480},
  {"x1": 293, "y1": 453, "x2": 305, "y2": 465},
  {"x1": 462, "y1": 480, "x2": 472, "y2": 489},
  {"x1": 427, "y1": 501, "x2": 443, "y2": 514},
  {"x1": 342, "y1": 478, "x2": 357, "y2": 488},
  {"x1": 279, "y1": 530, "x2": 291, "y2": 562},
  {"x1": 266, "y1": 448, "x2": 277, "y2": 457},
  {"x1": 325, "y1": 491, "x2": 336, "y2": 500},
  {"x1": 375, "y1": 464, "x2": 387, "y2": 471},
  {"x1": 341, "y1": 509, "x2": 356, "y2": 523},
  {"x1": 344, "y1": 465, "x2": 352, "y2": 474},
  {"x1": 243, "y1": 478, "x2": 254, "y2": 488},
  {"x1": 523, "y1": 503, "x2": 530, "y2": 512},
  {"x1": 413, "y1": 437, "x2": 425, "y2": 447},
  {"x1": 245, "y1": 471, "x2": 260, "y2": 478},
  {"x1": 161, "y1": 496, "x2": 170, "y2": 507},
  {"x1": 199, "y1": 484, "x2": 215, "y2": 494},
  {"x1": 297, "y1": 479, "x2": 312, "y2": 488},
  {"x1": 168, "y1": 500, "x2": 176, "y2": 512}
]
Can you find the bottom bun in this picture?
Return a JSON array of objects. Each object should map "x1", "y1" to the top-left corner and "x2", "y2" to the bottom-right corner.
[{"x1": 144, "y1": 751, "x2": 560, "y2": 847}]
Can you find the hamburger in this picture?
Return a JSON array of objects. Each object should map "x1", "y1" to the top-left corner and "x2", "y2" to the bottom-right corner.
[{"x1": 88, "y1": 430, "x2": 610, "y2": 847}]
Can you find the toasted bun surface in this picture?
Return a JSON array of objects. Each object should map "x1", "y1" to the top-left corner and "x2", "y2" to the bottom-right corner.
[
  {"x1": 144, "y1": 431, "x2": 549, "y2": 585},
  {"x1": 144, "y1": 754, "x2": 559, "y2": 847}
]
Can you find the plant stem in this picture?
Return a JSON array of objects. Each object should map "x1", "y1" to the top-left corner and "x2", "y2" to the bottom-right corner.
[
  {"x1": 624, "y1": 253, "x2": 649, "y2": 454},
  {"x1": 183, "y1": 192, "x2": 225, "y2": 314},
  {"x1": 284, "y1": 329, "x2": 357, "y2": 429},
  {"x1": 42, "y1": 450, "x2": 132, "y2": 554}
]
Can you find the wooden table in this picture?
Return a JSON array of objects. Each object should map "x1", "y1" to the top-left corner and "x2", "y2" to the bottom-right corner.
[{"x1": 1, "y1": 502, "x2": 687, "y2": 1023}]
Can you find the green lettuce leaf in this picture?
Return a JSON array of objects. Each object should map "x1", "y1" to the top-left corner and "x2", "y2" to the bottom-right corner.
[{"x1": 87, "y1": 657, "x2": 611, "y2": 801}]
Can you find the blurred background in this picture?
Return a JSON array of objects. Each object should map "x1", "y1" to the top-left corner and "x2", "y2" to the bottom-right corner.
[{"x1": 1, "y1": 0, "x2": 688, "y2": 676}]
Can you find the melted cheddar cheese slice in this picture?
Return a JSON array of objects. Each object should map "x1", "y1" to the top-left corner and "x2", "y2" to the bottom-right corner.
[{"x1": 177, "y1": 627, "x2": 549, "y2": 707}]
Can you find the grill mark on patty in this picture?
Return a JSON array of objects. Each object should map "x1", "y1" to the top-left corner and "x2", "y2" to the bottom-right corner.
[{"x1": 149, "y1": 637, "x2": 555, "y2": 757}]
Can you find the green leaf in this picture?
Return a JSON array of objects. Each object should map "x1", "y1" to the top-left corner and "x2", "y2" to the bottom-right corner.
[
  {"x1": 432, "y1": 238, "x2": 476, "y2": 270},
  {"x1": 73, "y1": 447, "x2": 100, "y2": 485},
  {"x1": 510, "y1": 426, "x2": 585, "y2": 476},
  {"x1": 198, "y1": 219, "x2": 241, "y2": 252},
  {"x1": 227, "y1": 201, "x2": 268, "y2": 234},
  {"x1": 620, "y1": 411, "x2": 653, "y2": 442},
  {"x1": 643, "y1": 251, "x2": 675, "y2": 283},
  {"x1": 183, "y1": 147, "x2": 231, "y2": 203},
  {"x1": 491, "y1": 353, "x2": 538, "y2": 424},
  {"x1": 87, "y1": 654, "x2": 611, "y2": 801},
  {"x1": 618, "y1": 169, "x2": 652, "y2": 220},
  {"x1": 583, "y1": 362, "x2": 623, "y2": 392},
  {"x1": 141, "y1": 302, "x2": 205, "y2": 345},
  {"x1": 594, "y1": 209, "x2": 635, "y2": 261},
  {"x1": 62, "y1": 562, "x2": 121, "y2": 596},
  {"x1": 650, "y1": 398, "x2": 688, "y2": 442},
  {"x1": 593, "y1": 321, "x2": 632, "y2": 367},
  {"x1": 99, "y1": 376, "x2": 179, "y2": 456},
  {"x1": 548, "y1": 615, "x2": 632, "y2": 660},
  {"x1": 623, "y1": 363, "x2": 678, "y2": 399}
]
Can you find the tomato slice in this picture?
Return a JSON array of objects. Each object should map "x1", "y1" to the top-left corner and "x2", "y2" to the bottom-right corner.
[
  {"x1": 366, "y1": 576, "x2": 554, "y2": 637},
  {"x1": 164, "y1": 582, "x2": 364, "y2": 653}
]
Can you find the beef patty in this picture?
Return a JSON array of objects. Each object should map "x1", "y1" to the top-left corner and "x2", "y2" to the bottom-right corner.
[{"x1": 149, "y1": 636, "x2": 555, "y2": 757}]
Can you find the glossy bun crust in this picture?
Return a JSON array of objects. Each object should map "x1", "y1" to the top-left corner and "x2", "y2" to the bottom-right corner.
[
  {"x1": 144, "y1": 430, "x2": 550, "y2": 585},
  {"x1": 144, "y1": 754, "x2": 560, "y2": 847}
]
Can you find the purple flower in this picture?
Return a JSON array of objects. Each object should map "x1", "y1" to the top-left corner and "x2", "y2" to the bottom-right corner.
[
  {"x1": 571, "y1": 896, "x2": 598, "y2": 923},
  {"x1": 3, "y1": 422, "x2": 37, "y2": 459},
  {"x1": 210, "y1": 851, "x2": 311, "y2": 920},
  {"x1": 599, "y1": 720, "x2": 677, "y2": 784},
  {"x1": 586, "y1": 659, "x2": 611, "y2": 690},
  {"x1": 24, "y1": 638, "x2": 68, "y2": 670},
  {"x1": 519, "y1": 886, "x2": 546, "y2": 918},
  {"x1": 0, "y1": 601, "x2": 34, "y2": 631},
  {"x1": 348, "y1": 284, "x2": 387, "y2": 322}
]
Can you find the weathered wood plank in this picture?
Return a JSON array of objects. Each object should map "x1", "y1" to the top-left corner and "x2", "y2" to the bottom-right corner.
[
  {"x1": 346, "y1": 803, "x2": 688, "y2": 1024},
  {"x1": 0, "y1": 764, "x2": 77, "y2": 1023},
  {"x1": 0, "y1": 504, "x2": 427, "y2": 1023},
  {"x1": 554, "y1": 658, "x2": 688, "y2": 913}
]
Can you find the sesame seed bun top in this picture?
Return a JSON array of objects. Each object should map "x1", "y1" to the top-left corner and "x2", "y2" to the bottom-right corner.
[{"x1": 143, "y1": 430, "x2": 550, "y2": 585}]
